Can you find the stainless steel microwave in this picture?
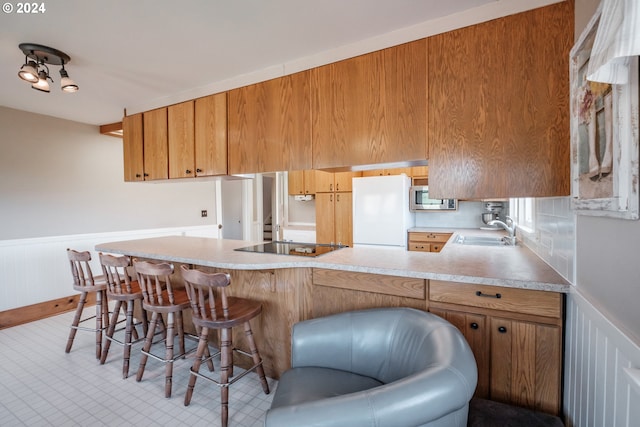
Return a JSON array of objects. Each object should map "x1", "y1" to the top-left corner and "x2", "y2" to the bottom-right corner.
[{"x1": 409, "y1": 186, "x2": 457, "y2": 211}]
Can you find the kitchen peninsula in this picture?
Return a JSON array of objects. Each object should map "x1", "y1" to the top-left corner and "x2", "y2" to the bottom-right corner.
[{"x1": 96, "y1": 231, "x2": 569, "y2": 414}]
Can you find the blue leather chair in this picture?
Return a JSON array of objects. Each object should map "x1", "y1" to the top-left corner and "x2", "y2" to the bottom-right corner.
[{"x1": 265, "y1": 307, "x2": 477, "y2": 427}]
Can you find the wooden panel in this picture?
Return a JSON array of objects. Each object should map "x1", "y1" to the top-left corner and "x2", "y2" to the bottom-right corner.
[
  {"x1": 315, "y1": 171, "x2": 335, "y2": 192},
  {"x1": 334, "y1": 192, "x2": 352, "y2": 247},
  {"x1": 142, "y1": 107, "x2": 168, "y2": 180},
  {"x1": 303, "y1": 170, "x2": 317, "y2": 194},
  {"x1": 313, "y1": 268, "x2": 425, "y2": 299},
  {"x1": 213, "y1": 268, "x2": 312, "y2": 379},
  {"x1": 408, "y1": 232, "x2": 452, "y2": 243},
  {"x1": 311, "y1": 285, "x2": 426, "y2": 319},
  {"x1": 490, "y1": 318, "x2": 561, "y2": 414},
  {"x1": 312, "y1": 39, "x2": 427, "y2": 169},
  {"x1": 534, "y1": 323, "x2": 561, "y2": 414},
  {"x1": 195, "y1": 93, "x2": 227, "y2": 176},
  {"x1": 168, "y1": 100, "x2": 195, "y2": 178},
  {"x1": 408, "y1": 242, "x2": 431, "y2": 252},
  {"x1": 0, "y1": 293, "x2": 96, "y2": 329},
  {"x1": 228, "y1": 71, "x2": 312, "y2": 174},
  {"x1": 430, "y1": 308, "x2": 490, "y2": 398},
  {"x1": 334, "y1": 171, "x2": 361, "y2": 192},
  {"x1": 122, "y1": 113, "x2": 144, "y2": 182},
  {"x1": 315, "y1": 193, "x2": 335, "y2": 244},
  {"x1": 429, "y1": 280, "x2": 561, "y2": 319},
  {"x1": 428, "y1": 1, "x2": 572, "y2": 199},
  {"x1": 288, "y1": 170, "x2": 306, "y2": 195}
]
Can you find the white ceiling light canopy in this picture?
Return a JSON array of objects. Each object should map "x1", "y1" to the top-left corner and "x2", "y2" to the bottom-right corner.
[{"x1": 17, "y1": 43, "x2": 79, "y2": 93}]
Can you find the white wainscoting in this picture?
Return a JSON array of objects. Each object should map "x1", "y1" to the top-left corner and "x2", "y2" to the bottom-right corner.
[
  {"x1": 0, "y1": 226, "x2": 218, "y2": 312},
  {"x1": 564, "y1": 290, "x2": 640, "y2": 427}
]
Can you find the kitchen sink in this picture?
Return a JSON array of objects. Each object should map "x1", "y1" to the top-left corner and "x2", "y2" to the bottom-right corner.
[{"x1": 454, "y1": 235, "x2": 513, "y2": 246}]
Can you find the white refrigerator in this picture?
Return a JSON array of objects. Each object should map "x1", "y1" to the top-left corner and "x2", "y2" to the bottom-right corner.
[{"x1": 352, "y1": 174, "x2": 415, "y2": 248}]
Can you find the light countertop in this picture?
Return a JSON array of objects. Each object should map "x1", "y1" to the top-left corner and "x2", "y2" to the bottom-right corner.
[{"x1": 95, "y1": 231, "x2": 571, "y2": 293}]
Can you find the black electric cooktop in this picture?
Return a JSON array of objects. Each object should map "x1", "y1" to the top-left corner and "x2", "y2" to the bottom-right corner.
[{"x1": 234, "y1": 241, "x2": 346, "y2": 257}]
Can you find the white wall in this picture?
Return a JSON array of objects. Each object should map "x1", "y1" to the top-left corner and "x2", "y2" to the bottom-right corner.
[{"x1": 0, "y1": 106, "x2": 217, "y2": 240}]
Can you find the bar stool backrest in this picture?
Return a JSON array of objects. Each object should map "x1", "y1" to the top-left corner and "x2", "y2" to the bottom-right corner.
[
  {"x1": 99, "y1": 253, "x2": 134, "y2": 294},
  {"x1": 67, "y1": 248, "x2": 98, "y2": 289},
  {"x1": 180, "y1": 265, "x2": 232, "y2": 321},
  {"x1": 133, "y1": 259, "x2": 175, "y2": 306}
]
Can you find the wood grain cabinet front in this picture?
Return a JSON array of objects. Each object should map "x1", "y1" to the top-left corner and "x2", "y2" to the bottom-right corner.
[
  {"x1": 315, "y1": 192, "x2": 353, "y2": 247},
  {"x1": 194, "y1": 93, "x2": 228, "y2": 177},
  {"x1": 228, "y1": 71, "x2": 312, "y2": 174},
  {"x1": 122, "y1": 113, "x2": 144, "y2": 182},
  {"x1": 168, "y1": 100, "x2": 195, "y2": 179},
  {"x1": 142, "y1": 107, "x2": 169, "y2": 181},
  {"x1": 427, "y1": 1, "x2": 573, "y2": 199},
  {"x1": 429, "y1": 280, "x2": 563, "y2": 416},
  {"x1": 311, "y1": 39, "x2": 427, "y2": 169}
]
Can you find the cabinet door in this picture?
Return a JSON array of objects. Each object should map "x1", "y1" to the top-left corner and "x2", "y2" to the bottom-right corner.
[
  {"x1": 334, "y1": 172, "x2": 361, "y2": 192},
  {"x1": 315, "y1": 193, "x2": 335, "y2": 244},
  {"x1": 315, "y1": 171, "x2": 335, "y2": 193},
  {"x1": 228, "y1": 71, "x2": 312, "y2": 174},
  {"x1": 288, "y1": 170, "x2": 306, "y2": 195},
  {"x1": 168, "y1": 100, "x2": 195, "y2": 179},
  {"x1": 428, "y1": 1, "x2": 572, "y2": 199},
  {"x1": 312, "y1": 39, "x2": 427, "y2": 169},
  {"x1": 490, "y1": 317, "x2": 561, "y2": 415},
  {"x1": 122, "y1": 113, "x2": 144, "y2": 182},
  {"x1": 334, "y1": 192, "x2": 352, "y2": 247},
  {"x1": 430, "y1": 308, "x2": 490, "y2": 398},
  {"x1": 142, "y1": 107, "x2": 168, "y2": 180},
  {"x1": 195, "y1": 93, "x2": 227, "y2": 176}
]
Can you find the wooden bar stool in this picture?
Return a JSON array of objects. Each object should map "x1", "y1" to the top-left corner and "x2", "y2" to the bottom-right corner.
[
  {"x1": 99, "y1": 253, "x2": 148, "y2": 379},
  {"x1": 181, "y1": 265, "x2": 270, "y2": 427},
  {"x1": 133, "y1": 259, "x2": 196, "y2": 398},
  {"x1": 65, "y1": 248, "x2": 109, "y2": 359}
]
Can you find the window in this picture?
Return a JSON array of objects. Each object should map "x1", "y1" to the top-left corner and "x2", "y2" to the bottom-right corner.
[{"x1": 510, "y1": 197, "x2": 535, "y2": 233}]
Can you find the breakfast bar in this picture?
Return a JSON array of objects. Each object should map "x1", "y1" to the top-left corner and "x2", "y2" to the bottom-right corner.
[{"x1": 96, "y1": 232, "x2": 569, "y2": 414}]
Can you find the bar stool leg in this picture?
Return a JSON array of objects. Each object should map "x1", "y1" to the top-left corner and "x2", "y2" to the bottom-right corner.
[
  {"x1": 65, "y1": 291, "x2": 87, "y2": 354},
  {"x1": 100, "y1": 300, "x2": 123, "y2": 365},
  {"x1": 137, "y1": 311, "x2": 160, "y2": 383},
  {"x1": 244, "y1": 322, "x2": 270, "y2": 394},
  {"x1": 184, "y1": 326, "x2": 210, "y2": 406},
  {"x1": 122, "y1": 299, "x2": 136, "y2": 379},
  {"x1": 220, "y1": 327, "x2": 231, "y2": 427},
  {"x1": 165, "y1": 312, "x2": 176, "y2": 398}
]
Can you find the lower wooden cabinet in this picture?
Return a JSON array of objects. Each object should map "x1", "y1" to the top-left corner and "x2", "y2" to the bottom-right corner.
[
  {"x1": 315, "y1": 192, "x2": 352, "y2": 247},
  {"x1": 407, "y1": 231, "x2": 452, "y2": 252},
  {"x1": 429, "y1": 280, "x2": 563, "y2": 415}
]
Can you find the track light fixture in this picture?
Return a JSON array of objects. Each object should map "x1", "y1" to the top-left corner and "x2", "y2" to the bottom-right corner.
[{"x1": 17, "y1": 43, "x2": 79, "y2": 93}]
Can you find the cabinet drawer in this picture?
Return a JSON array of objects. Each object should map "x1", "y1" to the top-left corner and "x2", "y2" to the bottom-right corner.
[
  {"x1": 408, "y1": 232, "x2": 452, "y2": 243},
  {"x1": 429, "y1": 280, "x2": 561, "y2": 319},
  {"x1": 409, "y1": 242, "x2": 431, "y2": 252}
]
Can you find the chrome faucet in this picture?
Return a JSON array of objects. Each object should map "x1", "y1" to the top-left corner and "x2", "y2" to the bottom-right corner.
[{"x1": 487, "y1": 216, "x2": 516, "y2": 245}]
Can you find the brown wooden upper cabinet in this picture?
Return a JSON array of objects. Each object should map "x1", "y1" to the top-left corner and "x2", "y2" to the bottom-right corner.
[
  {"x1": 427, "y1": 1, "x2": 572, "y2": 199},
  {"x1": 122, "y1": 113, "x2": 144, "y2": 182},
  {"x1": 168, "y1": 100, "x2": 195, "y2": 179},
  {"x1": 311, "y1": 39, "x2": 427, "y2": 170},
  {"x1": 228, "y1": 71, "x2": 312, "y2": 174},
  {"x1": 288, "y1": 170, "x2": 317, "y2": 195},
  {"x1": 195, "y1": 93, "x2": 228, "y2": 176},
  {"x1": 142, "y1": 107, "x2": 169, "y2": 181}
]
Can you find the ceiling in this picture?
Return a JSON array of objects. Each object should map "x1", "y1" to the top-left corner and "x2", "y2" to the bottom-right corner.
[{"x1": 0, "y1": 0, "x2": 559, "y2": 126}]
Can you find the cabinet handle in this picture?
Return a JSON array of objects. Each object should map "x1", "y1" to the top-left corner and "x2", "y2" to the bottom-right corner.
[
  {"x1": 476, "y1": 291, "x2": 501, "y2": 299},
  {"x1": 143, "y1": 173, "x2": 149, "y2": 177},
  {"x1": 330, "y1": 194, "x2": 333, "y2": 202},
  {"x1": 337, "y1": 194, "x2": 340, "y2": 202},
  {"x1": 330, "y1": 184, "x2": 333, "y2": 191},
  {"x1": 336, "y1": 183, "x2": 340, "y2": 191},
  {"x1": 196, "y1": 168, "x2": 203, "y2": 173},
  {"x1": 135, "y1": 173, "x2": 142, "y2": 178},
  {"x1": 498, "y1": 326, "x2": 508, "y2": 334},
  {"x1": 470, "y1": 322, "x2": 479, "y2": 330},
  {"x1": 185, "y1": 169, "x2": 192, "y2": 174}
]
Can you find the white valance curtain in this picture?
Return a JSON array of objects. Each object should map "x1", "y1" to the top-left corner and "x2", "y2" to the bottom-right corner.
[{"x1": 587, "y1": 0, "x2": 640, "y2": 84}]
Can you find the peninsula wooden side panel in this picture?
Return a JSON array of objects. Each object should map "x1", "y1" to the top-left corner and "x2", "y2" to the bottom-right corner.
[{"x1": 428, "y1": 1, "x2": 573, "y2": 199}]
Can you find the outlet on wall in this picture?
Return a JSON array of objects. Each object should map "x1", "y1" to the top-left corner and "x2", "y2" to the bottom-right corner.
[{"x1": 201, "y1": 210, "x2": 207, "y2": 217}]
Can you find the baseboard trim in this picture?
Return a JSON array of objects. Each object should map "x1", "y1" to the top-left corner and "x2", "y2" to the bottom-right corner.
[{"x1": 0, "y1": 293, "x2": 96, "y2": 329}]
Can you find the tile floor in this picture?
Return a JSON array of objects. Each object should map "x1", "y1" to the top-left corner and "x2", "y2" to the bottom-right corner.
[{"x1": 0, "y1": 310, "x2": 276, "y2": 426}]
